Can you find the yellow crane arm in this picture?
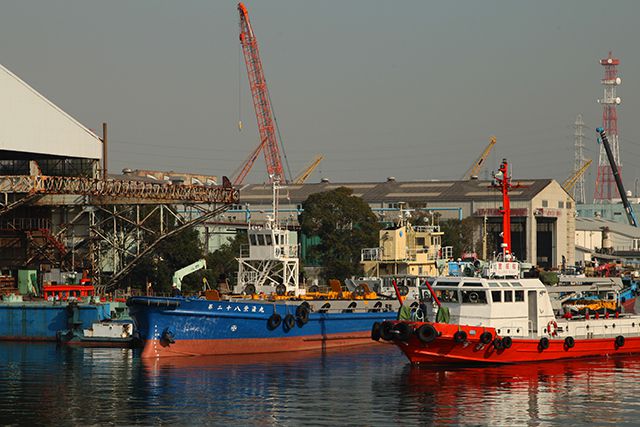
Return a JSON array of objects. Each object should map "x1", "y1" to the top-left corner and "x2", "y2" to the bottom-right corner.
[
  {"x1": 462, "y1": 136, "x2": 497, "y2": 180},
  {"x1": 562, "y1": 159, "x2": 593, "y2": 192},
  {"x1": 293, "y1": 155, "x2": 324, "y2": 184}
]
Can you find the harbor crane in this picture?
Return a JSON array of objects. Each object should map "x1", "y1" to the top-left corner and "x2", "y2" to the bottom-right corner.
[
  {"x1": 596, "y1": 128, "x2": 637, "y2": 227},
  {"x1": 562, "y1": 159, "x2": 593, "y2": 193},
  {"x1": 233, "y1": 2, "x2": 286, "y2": 186},
  {"x1": 293, "y1": 155, "x2": 324, "y2": 184},
  {"x1": 172, "y1": 259, "x2": 207, "y2": 291},
  {"x1": 462, "y1": 136, "x2": 497, "y2": 180}
]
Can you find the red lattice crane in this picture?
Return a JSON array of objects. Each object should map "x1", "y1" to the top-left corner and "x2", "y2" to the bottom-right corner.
[{"x1": 234, "y1": 2, "x2": 285, "y2": 186}]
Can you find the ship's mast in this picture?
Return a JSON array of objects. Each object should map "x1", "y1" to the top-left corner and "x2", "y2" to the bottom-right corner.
[{"x1": 492, "y1": 159, "x2": 514, "y2": 260}]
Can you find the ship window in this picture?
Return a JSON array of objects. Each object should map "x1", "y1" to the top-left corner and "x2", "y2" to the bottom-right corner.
[
  {"x1": 504, "y1": 290, "x2": 513, "y2": 302},
  {"x1": 416, "y1": 237, "x2": 425, "y2": 246},
  {"x1": 511, "y1": 282, "x2": 523, "y2": 287},
  {"x1": 500, "y1": 282, "x2": 512, "y2": 287},
  {"x1": 265, "y1": 234, "x2": 273, "y2": 245},
  {"x1": 435, "y1": 281, "x2": 459, "y2": 287},
  {"x1": 491, "y1": 290, "x2": 502, "y2": 302},
  {"x1": 515, "y1": 290, "x2": 525, "y2": 302},
  {"x1": 257, "y1": 234, "x2": 265, "y2": 245},
  {"x1": 488, "y1": 282, "x2": 500, "y2": 288},
  {"x1": 462, "y1": 282, "x2": 483, "y2": 287},
  {"x1": 462, "y1": 290, "x2": 487, "y2": 304},
  {"x1": 250, "y1": 234, "x2": 257, "y2": 245},
  {"x1": 436, "y1": 289, "x2": 459, "y2": 303}
]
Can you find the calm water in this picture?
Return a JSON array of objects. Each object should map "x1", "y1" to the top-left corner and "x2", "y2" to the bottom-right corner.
[{"x1": 1, "y1": 342, "x2": 640, "y2": 426}]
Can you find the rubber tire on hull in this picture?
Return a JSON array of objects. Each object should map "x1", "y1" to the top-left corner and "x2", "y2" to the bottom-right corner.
[
  {"x1": 539, "y1": 337, "x2": 550, "y2": 350},
  {"x1": 393, "y1": 322, "x2": 412, "y2": 341},
  {"x1": 296, "y1": 304, "x2": 310, "y2": 325},
  {"x1": 564, "y1": 336, "x2": 575, "y2": 349},
  {"x1": 453, "y1": 330, "x2": 467, "y2": 343},
  {"x1": 267, "y1": 313, "x2": 282, "y2": 330},
  {"x1": 371, "y1": 322, "x2": 381, "y2": 341},
  {"x1": 502, "y1": 336, "x2": 513, "y2": 349},
  {"x1": 283, "y1": 314, "x2": 296, "y2": 331},
  {"x1": 616, "y1": 335, "x2": 625, "y2": 348},
  {"x1": 479, "y1": 331, "x2": 493, "y2": 344},
  {"x1": 379, "y1": 321, "x2": 395, "y2": 341},
  {"x1": 492, "y1": 338, "x2": 503, "y2": 350},
  {"x1": 415, "y1": 324, "x2": 438, "y2": 344}
]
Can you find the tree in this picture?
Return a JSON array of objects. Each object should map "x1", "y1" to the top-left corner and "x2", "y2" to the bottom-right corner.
[
  {"x1": 298, "y1": 187, "x2": 380, "y2": 282},
  {"x1": 439, "y1": 217, "x2": 478, "y2": 259},
  {"x1": 204, "y1": 231, "x2": 247, "y2": 290}
]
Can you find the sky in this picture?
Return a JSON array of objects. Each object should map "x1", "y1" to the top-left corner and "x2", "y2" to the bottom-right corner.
[{"x1": 1, "y1": 1, "x2": 640, "y2": 197}]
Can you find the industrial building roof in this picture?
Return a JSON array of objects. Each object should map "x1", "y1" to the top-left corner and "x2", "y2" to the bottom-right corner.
[
  {"x1": 576, "y1": 217, "x2": 640, "y2": 239},
  {"x1": 238, "y1": 178, "x2": 554, "y2": 205},
  {"x1": 0, "y1": 63, "x2": 103, "y2": 160}
]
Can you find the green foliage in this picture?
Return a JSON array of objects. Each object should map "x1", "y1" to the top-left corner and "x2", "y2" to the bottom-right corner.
[
  {"x1": 205, "y1": 231, "x2": 247, "y2": 289},
  {"x1": 439, "y1": 217, "x2": 477, "y2": 259},
  {"x1": 127, "y1": 227, "x2": 206, "y2": 294},
  {"x1": 298, "y1": 187, "x2": 380, "y2": 282}
]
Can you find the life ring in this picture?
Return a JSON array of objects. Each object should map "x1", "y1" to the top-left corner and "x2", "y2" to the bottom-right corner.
[
  {"x1": 539, "y1": 337, "x2": 550, "y2": 350},
  {"x1": 564, "y1": 336, "x2": 575, "y2": 349},
  {"x1": 502, "y1": 336, "x2": 513, "y2": 349},
  {"x1": 274, "y1": 247, "x2": 281, "y2": 257},
  {"x1": 379, "y1": 321, "x2": 395, "y2": 341},
  {"x1": 546, "y1": 320, "x2": 558, "y2": 337},
  {"x1": 275, "y1": 284, "x2": 286, "y2": 296},
  {"x1": 416, "y1": 324, "x2": 438, "y2": 343},
  {"x1": 468, "y1": 292, "x2": 479, "y2": 303},
  {"x1": 393, "y1": 322, "x2": 412, "y2": 341},
  {"x1": 296, "y1": 304, "x2": 310, "y2": 325},
  {"x1": 479, "y1": 331, "x2": 493, "y2": 344},
  {"x1": 398, "y1": 285, "x2": 409, "y2": 296},
  {"x1": 371, "y1": 322, "x2": 381, "y2": 341},
  {"x1": 615, "y1": 335, "x2": 625, "y2": 348},
  {"x1": 267, "y1": 313, "x2": 282, "y2": 330},
  {"x1": 354, "y1": 285, "x2": 367, "y2": 297},
  {"x1": 453, "y1": 330, "x2": 467, "y2": 344},
  {"x1": 283, "y1": 314, "x2": 296, "y2": 331}
]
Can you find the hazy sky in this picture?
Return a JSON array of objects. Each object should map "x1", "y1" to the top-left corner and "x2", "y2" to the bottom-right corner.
[{"x1": 1, "y1": 1, "x2": 639, "y2": 196}]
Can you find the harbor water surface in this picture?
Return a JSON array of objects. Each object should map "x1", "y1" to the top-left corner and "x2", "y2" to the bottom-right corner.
[{"x1": 1, "y1": 342, "x2": 640, "y2": 425}]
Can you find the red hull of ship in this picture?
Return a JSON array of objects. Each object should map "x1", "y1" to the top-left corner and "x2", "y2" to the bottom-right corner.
[
  {"x1": 391, "y1": 322, "x2": 640, "y2": 365},
  {"x1": 141, "y1": 331, "x2": 374, "y2": 358}
]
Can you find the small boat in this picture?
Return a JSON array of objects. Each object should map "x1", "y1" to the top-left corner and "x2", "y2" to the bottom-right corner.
[
  {"x1": 128, "y1": 182, "x2": 402, "y2": 358},
  {"x1": 375, "y1": 269, "x2": 640, "y2": 365},
  {"x1": 56, "y1": 300, "x2": 135, "y2": 347}
]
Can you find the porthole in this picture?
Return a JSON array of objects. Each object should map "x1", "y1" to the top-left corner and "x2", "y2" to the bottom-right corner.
[{"x1": 507, "y1": 329, "x2": 511, "y2": 334}]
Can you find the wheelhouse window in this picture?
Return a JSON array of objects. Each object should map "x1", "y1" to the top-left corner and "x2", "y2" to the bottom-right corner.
[
  {"x1": 491, "y1": 291, "x2": 501, "y2": 302},
  {"x1": 436, "y1": 289, "x2": 459, "y2": 303},
  {"x1": 504, "y1": 290, "x2": 513, "y2": 302},
  {"x1": 461, "y1": 290, "x2": 487, "y2": 304},
  {"x1": 257, "y1": 234, "x2": 265, "y2": 245},
  {"x1": 265, "y1": 234, "x2": 273, "y2": 245},
  {"x1": 250, "y1": 234, "x2": 258, "y2": 245}
]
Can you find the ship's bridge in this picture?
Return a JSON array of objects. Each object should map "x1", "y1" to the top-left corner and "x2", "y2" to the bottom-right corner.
[{"x1": 245, "y1": 226, "x2": 298, "y2": 260}]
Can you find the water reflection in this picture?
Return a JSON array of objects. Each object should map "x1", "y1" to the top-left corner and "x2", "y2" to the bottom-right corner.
[{"x1": 2, "y1": 342, "x2": 640, "y2": 425}]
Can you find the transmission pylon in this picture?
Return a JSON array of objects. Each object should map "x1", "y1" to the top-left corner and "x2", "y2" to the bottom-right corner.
[{"x1": 573, "y1": 114, "x2": 587, "y2": 204}]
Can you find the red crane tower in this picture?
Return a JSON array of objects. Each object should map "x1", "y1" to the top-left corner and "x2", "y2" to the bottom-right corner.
[
  {"x1": 594, "y1": 52, "x2": 623, "y2": 202},
  {"x1": 233, "y1": 2, "x2": 285, "y2": 186}
]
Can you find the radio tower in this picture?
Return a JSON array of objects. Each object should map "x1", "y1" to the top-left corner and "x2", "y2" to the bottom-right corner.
[
  {"x1": 593, "y1": 51, "x2": 622, "y2": 202},
  {"x1": 573, "y1": 114, "x2": 587, "y2": 204}
]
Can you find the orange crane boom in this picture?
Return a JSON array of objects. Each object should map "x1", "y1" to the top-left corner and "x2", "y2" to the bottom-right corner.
[
  {"x1": 562, "y1": 159, "x2": 592, "y2": 193},
  {"x1": 462, "y1": 136, "x2": 497, "y2": 180},
  {"x1": 233, "y1": 2, "x2": 285, "y2": 186}
]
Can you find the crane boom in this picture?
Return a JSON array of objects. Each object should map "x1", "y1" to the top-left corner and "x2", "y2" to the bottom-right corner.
[
  {"x1": 462, "y1": 136, "x2": 497, "y2": 180},
  {"x1": 596, "y1": 127, "x2": 637, "y2": 227},
  {"x1": 293, "y1": 155, "x2": 324, "y2": 184},
  {"x1": 562, "y1": 159, "x2": 592, "y2": 193},
  {"x1": 236, "y1": 2, "x2": 285, "y2": 185},
  {"x1": 172, "y1": 259, "x2": 207, "y2": 290}
]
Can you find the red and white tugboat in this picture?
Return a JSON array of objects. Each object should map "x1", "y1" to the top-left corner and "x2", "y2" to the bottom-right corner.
[{"x1": 374, "y1": 158, "x2": 640, "y2": 364}]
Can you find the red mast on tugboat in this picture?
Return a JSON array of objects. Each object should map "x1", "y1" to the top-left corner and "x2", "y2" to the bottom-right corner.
[{"x1": 492, "y1": 159, "x2": 515, "y2": 260}]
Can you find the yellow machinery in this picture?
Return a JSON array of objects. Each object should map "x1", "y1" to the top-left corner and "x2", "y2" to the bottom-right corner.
[
  {"x1": 462, "y1": 136, "x2": 497, "y2": 180},
  {"x1": 293, "y1": 155, "x2": 324, "y2": 184},
  {"x1": 562, "y1": 159, "x2": 593, "y2": 193}
]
